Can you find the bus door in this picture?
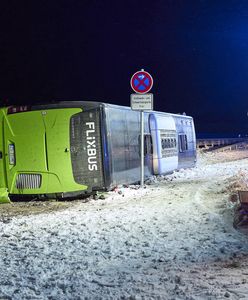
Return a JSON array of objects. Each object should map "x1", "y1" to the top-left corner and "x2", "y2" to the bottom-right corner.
[{"x1": 144, "y1": 133, "x2": 153, "y2": 174}]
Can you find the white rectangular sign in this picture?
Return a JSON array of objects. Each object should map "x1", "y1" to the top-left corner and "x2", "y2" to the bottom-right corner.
[{"x1": 131, "y1": 93, "x2": 153, "y2": 111}]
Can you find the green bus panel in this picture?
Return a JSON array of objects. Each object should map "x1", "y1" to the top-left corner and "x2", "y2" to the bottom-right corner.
[{"x1": 1, "y1": 108, "x2": 88, "y2": 196}]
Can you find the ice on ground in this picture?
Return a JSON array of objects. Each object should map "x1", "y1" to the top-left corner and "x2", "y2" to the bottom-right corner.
[{"x1": 1, "y1": 150, "x2": 248, "y2": 299}]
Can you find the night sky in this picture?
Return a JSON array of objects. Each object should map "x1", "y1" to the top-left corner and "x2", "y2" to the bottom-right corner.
[{"x1": 1, "y1": 1, "x2": 248, "y2": 137}]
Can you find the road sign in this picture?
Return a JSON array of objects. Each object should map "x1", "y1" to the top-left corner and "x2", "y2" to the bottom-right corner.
[
  {"x1": 130, "y1": 70, "x2": 153, "y2": 94},
  {"x1": 130, "y1": 69, "x2": 154, "y2": 188},
  {"x1": 131, "y1": 93, "x2": 153, "y2": 110}
]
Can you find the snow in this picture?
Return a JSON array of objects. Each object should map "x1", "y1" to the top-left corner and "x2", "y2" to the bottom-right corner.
[{"x1": 1, "y1": 150, "x2": 248, "y2": 299}]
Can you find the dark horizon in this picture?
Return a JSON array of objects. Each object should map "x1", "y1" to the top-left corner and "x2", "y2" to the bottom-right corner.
[{"x1": 1, "y1": 1, "x2": 248, "y2": 137}]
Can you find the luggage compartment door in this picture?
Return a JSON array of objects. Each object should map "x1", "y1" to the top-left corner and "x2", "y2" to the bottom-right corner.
[{"x1": 149, "y1": 113, "x2": 178, "y2": 175}]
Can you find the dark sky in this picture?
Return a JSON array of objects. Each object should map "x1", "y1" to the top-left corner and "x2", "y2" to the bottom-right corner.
[{"x1": 1, "y1": 1, "x2": 248, "y2": 137}]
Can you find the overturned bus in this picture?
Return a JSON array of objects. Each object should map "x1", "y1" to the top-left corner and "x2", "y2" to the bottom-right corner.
[{"x1": 0, "y1": 101, "x2": 196, "y2": 202}]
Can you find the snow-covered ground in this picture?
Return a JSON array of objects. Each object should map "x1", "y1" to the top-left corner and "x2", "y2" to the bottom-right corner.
[{"x1": 1, "y1": 150, "x2": 248, "y2": 299}]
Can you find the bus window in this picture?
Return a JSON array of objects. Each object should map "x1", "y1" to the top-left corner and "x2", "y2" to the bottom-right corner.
[
  {"x1": 179, "y1": 134, "x2": 188, "y2": 152},
  {"x1": 138, "y1": 134, "x2": 153, "y2": 156},
  {"x1": 144, "y1": 134, "x2": 152, "y2": 155}
]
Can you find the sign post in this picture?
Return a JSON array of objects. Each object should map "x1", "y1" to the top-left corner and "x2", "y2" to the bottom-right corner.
[
  {"x1": 140, "y1": 110, "x2": 144, "y2": 187},
  {"x1": 130, "y1": 69, "x2": 153, "y2": 188}
]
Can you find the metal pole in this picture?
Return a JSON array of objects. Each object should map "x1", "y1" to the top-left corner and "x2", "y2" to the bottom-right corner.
[{"x1": 140, "y1": 110, "x2": 144, "y2": 187}]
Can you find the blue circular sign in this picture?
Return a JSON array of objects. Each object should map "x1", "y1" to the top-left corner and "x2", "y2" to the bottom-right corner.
[{"x1": 131, "y1": 70, "x2": 153, "y2": 94}]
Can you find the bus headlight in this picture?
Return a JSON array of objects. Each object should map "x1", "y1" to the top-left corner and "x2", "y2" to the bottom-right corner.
[{"x1": 8, "y1": 144, "x2": 16, "y2": 165}]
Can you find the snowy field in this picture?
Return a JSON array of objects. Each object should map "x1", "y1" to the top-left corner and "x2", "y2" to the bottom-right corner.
[{"x1": 1, "y1": 150, "x2": 248, "y2": 299}]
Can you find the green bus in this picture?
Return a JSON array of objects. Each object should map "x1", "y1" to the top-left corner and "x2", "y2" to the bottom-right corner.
[{"x1": 0, "y1": 101, "x2": 196, "y2": 203}]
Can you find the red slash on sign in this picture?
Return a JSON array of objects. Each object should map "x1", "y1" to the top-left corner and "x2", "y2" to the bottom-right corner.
[{"x1": 130, "y1": 70, "x2": 153, "y2": 94}]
